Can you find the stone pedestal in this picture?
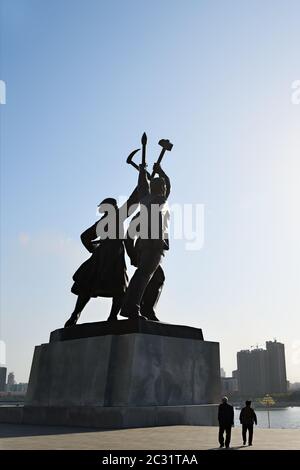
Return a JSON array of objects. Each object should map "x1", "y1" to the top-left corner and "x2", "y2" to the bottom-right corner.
[{"x1": 4, "y1": 320, "x2": 221, "y2": 428}]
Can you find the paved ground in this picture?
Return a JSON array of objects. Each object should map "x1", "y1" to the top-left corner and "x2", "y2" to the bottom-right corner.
[{"x1": 0, "y1": 424, "x2": 299, "y2": 450}]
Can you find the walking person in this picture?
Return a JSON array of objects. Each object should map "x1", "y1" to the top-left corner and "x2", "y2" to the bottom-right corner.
[
  {"x1": 218, "y1": 397, "x2": 234, "y2": 448},
  {"x1": 239, "y1": 400, "x2": 257, "y2": 446}
]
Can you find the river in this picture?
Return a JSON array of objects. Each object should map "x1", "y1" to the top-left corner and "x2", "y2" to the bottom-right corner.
[{"x1": 234, "y1": 406, "x2": 300, "y2": 429}]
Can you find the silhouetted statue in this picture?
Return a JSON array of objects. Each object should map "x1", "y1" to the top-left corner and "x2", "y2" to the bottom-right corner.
[
  {"x1": 64, "y1": 132, "x2": 173, "y2": 326},
  {"x1": 64, "y1": 190, "x2": 139, "y2": 328},
  {"x1": 120, "y1": 161, "x2": 170, "y2": 320},
  {"x1": 124, "y1": 163, "x2": 171, "y2": 321},
  {"x1": 239, "y1": 400, "x2": 257, "y2": 446},
  {"x1": 218, "y1": 396, "x2": 234, "y2": 448}
]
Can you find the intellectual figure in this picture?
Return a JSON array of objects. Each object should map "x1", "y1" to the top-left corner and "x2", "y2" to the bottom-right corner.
[
  {"x1": 218, "y1": 396, "x2": 234, "y2": 449},
  {"x1": 120, "y1": 162, "x2": 170, "y2": 320},
  {"x1": 239, "y1": 400, "x2": 257, "y2": 446}
]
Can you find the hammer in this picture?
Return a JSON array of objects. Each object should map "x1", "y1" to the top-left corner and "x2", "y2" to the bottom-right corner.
[{"x1": 150, "y1": 139, "x2": 173, "y2": 178}]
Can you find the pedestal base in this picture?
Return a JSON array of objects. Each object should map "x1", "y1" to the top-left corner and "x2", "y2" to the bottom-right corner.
[
  {"x1": 0, "y1": 404, "x2": 218, "y2": 428},
  {"x1": 6, "y1": 319, "x2": 221, "y2": 429}
]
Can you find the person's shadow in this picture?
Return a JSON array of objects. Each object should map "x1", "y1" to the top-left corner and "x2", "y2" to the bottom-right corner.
[{"x1": 209, "y1": 445, "x2": 246, "y2": 450}]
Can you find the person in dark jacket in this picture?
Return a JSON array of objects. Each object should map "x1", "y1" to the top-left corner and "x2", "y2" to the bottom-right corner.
[
  {"x1": 218, "y1": 397, "x2": 234, "y2": 448},
  {"x1": 239, "y1": 400, "x2": 257, "y2": 446}
]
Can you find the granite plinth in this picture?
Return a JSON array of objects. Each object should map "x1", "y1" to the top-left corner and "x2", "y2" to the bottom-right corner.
[
  {"x1": 21, "y1": 320, "x2": 220, "y2": 428},
  {"x1": 0, "y1": 404, "x2": 219, "y2": 428}
]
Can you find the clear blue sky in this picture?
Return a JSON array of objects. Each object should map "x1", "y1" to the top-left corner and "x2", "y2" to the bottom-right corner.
[{"x1": 1, "y1": 0, "x2": 300, "y2": 383}]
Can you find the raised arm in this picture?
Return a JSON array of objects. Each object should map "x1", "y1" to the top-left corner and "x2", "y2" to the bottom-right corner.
[
  {"x1": 138, "y1": 164, "x2": 151, "y2": 199},
  {"x1": 118, "y1": 164, "x2": 151, "y2": 220},
  {"x1": 152, "y1": 162, "x2": 171, "y2": 198},
  {"x1": 116, "y1": 185, "x2": 140, "y2": 223}
]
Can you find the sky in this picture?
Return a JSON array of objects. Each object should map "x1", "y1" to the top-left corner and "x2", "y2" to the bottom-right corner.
[{"x1": 0, "y1": 0, "x2": 300, "y2": 383}]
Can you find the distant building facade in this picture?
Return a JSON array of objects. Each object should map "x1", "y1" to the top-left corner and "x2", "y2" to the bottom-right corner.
[
  {"x1": 221, "y1": 377, "x2": 238, "y2": 394},
  {"x1": 289, "y1": 382, "x2": 300, "y2": 391},
  {"x1": 6, "y1": 372, "x2": 16, "y2": 392},
  {"x1": 0, "y1": 367, "x2": 7, "y2": 391},
  {"x1": 237, "y1": 340, "x2": 287, "y2": 396},
  {"x1": 266, "y1": 340, "x2": 287, "y2": 393},
  {"x1": 8, "y1": 383, "x2": 28, "y2": 393},
  {"x1": 237, "y1": 348, "x2": 269, "y2": 396}
]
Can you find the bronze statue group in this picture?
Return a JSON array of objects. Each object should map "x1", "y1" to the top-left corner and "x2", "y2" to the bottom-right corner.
[
  {"x1": 65, "y1": 133, "x2": 172, "y2": 327},
  {"x1": 64, "y1": 133, "x2": 260, "y2": 449}
]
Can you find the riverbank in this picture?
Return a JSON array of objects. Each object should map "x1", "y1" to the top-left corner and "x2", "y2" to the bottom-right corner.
[
  {"x1": 233, "y1": 402, "x2": 300, "y2": 408},
  {"x1": 233, "y1": 406, "x2": 300, "y2": 429}
]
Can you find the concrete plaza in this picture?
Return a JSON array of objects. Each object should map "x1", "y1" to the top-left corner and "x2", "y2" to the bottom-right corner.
[{"x1": 0, "y1": 424, "x2": 299, "y2": 450}]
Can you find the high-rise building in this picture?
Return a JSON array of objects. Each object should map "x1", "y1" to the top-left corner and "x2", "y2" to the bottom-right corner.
[
  {"x1": 251, "y1": 348, "x2": 269, "y2": 395},
  {"x1": 0, "y1": 367, "x2": 7, "y2": 391},
  {"x1": 266, "y1": 340, "x2": 287, "y2": 393},
  {"x1": 237, "y1": 340, "x2": 288, "y2": 396},
  {"x1": 237, "y1": 349, "x2": 251, "y2": 395},
  {"x1": 7, "y1": 372, "x2": 16, "y2": 391},
  {"x1": 237, "y1": 348, "x2": 269, "y2": 396}
]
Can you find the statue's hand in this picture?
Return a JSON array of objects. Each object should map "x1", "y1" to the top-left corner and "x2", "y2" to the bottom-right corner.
[{"x1": 153, "y1": 162, "x2": 161, "y2": 174}]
